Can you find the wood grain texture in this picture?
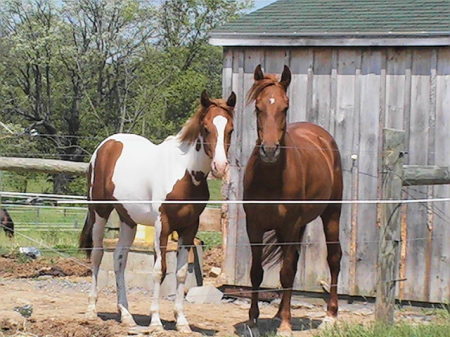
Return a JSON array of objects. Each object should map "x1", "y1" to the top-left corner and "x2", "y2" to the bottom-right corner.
[
  {"x1": 0, "y1": 157, "x2": 88, "y2": 175},
  {"x1": 222, "y1": 46, "x2": 450, "y2": 303},
  {"x1": 375, "y1": 129, "x2": 405, "y2": 323}
]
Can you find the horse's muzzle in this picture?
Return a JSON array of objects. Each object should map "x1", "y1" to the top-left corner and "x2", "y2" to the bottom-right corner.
[
  {"x1": 259, "y1": 143, "x2": 280, "y2": 164},
  {"x1": 211, "y1": 161, "x2": 229, "y2": 178}
]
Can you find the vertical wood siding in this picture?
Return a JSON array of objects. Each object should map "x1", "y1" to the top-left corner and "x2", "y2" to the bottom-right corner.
[{"x1": 222, "y1": 46, "x2": 450, "y2": 303}]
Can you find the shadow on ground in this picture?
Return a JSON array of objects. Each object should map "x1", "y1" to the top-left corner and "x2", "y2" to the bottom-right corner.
[
  {"x1": 234, "y1": 317, "x2": 322, "y2": 337},
  {"x1": 98, "y1": 312, "x2": 218, "y2": 336}
]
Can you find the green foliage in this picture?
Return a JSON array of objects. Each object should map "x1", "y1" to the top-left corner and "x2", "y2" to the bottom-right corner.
[{"x1": 0, "y1": 0, "x2": 249, "y2": 192}]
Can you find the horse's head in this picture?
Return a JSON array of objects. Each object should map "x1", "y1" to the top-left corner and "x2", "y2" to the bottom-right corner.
[
  {"x1": 198, "y1": 90, "x2": 236, "y2": 178},
  {"x1": 248, "y1": 65, "x2": 291, "y2": 164}
]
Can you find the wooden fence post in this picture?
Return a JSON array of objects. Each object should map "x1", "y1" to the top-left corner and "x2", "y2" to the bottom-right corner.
[{"x1": 375, "y1": 128, "x2": 405, "y2": 324}]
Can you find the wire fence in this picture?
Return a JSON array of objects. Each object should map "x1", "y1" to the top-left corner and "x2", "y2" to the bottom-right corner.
[
  {"x1": 1, "y1": 189, "x2": 449, "y2": 251},
  {"x1": 1, "y1": 189, "x2": 449, "y2": 300}
]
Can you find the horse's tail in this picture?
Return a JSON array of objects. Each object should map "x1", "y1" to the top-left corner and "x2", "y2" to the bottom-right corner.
[
  {"x1": 79, "y1": 208, "x2": 95, "y2": 259},
  {"x1": 261, "y1": 230, "x2": 283, "y2": 267},
  {"x1": 80, "y1": 162, "x2": 94, "y2": 259}
]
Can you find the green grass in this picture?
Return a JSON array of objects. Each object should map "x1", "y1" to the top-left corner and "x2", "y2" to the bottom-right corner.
[
  {"x1": 0, "y1": 177, "x2": 223, "y2": 257},
  {"x1": 1, "y1": 204, "x2": 222, "y2": 257},
  {"x1": 197, "y1": 231, "x2": 222, "y2": 250},
  {"x1": 207, "y1": 178, "x2": 223, "y2": 208},
  {"x1": 314, "y1": 322, "x2": 450, "y2": 337},
  {"x1": 0, "y1": 229, "x2": 82, "y2": 258},
  {"x1": 7, "y1": 207, "x2": 86, "y2": 226}
]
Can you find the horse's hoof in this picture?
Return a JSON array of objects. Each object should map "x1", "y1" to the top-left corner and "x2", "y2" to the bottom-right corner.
[
  {"x1": 121, "y1": 316, "x2": 137, "y2": 327},
  {"x1": 243, "y1": 324, "x2": 260, "y2": 337},
  {"x1": 127, "y1": 326, "x2": 147, "y2": 336},
  {"x1": 176, "y1": 324, "x2": 192, "y2": 333},
  {"x1": 276, "y1": 328, "x2": 293, "y2": 337},
  {"x1": 84, "y1": 311, "x2": 97, "y2": 320},
  {"x1": 148, "y1": 324, "x2": 164, "y2": 333},
  {"x1": 318, "y1": 316, "x2": 337, "y2": 330}
]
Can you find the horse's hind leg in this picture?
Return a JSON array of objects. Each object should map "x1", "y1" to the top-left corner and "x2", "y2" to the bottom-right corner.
[
  {"x1": 114, "y1": 222, "x2": 137, "y2": 326},
  {"x1": 276, "y1": 240, "x2": 301, "y2": 337},
  {"x1": 320, "y1": 206, "x2": 342, "y2": 322},
  {"x1": 86, "y1": 212, "x2": 108, "y2": 319}
]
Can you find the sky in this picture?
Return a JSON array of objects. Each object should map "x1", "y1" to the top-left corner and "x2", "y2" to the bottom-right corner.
[{"x1": 252, "y1": 0, "x2": 277, "y2": 11}]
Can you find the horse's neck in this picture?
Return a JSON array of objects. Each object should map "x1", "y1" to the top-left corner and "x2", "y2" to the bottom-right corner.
[{"x1": 180, "y1": 137, "x2": 211, "y2": 178}]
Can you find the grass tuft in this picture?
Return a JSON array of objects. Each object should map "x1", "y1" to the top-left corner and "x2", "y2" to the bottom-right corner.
[{"x1": 314, "y1": 322, "x2": 450, "y2": 337}]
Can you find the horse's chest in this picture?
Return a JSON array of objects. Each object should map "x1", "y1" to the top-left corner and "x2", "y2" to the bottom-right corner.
[{"x1": 162, "y1": 170, "x2": 209, "y2": 229}]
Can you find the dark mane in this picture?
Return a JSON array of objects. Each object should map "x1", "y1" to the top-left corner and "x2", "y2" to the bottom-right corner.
[
  {"x1": 246, "y1": 74, "x2": 281, "y2": 104},
  {"x1": 179, "y1": 99, "x2": 233, "y2": 144}
]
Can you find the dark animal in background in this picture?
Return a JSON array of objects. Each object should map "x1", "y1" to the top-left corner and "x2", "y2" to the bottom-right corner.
[{"x1": 0, "y1": 208, "x2": 14, "y2": 238}]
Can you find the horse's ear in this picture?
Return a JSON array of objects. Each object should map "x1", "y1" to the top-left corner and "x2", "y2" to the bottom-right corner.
[
  {"x1": 200, "y1": 90, "x2": 212, "y2": 108},
  {"x1": 254, "y1": 64, "x2": 264, "y2": 81},
  {"x1": 226, "y1": 91, "x2": 236, "y2": 109},
  {"x1": 280, "y1": 65, "x2": 291, "y2": 89}
]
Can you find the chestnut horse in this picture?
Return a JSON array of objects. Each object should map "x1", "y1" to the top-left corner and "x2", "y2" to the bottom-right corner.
[
  {"x1": 79, "y1": 90, "x2": 235, "y2": 332},
  {"x1": 243, "y1": 65, "x2": 343, "y2": 335}
]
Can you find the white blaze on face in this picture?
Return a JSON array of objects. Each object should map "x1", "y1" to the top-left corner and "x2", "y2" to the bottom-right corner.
[
  {"x1": 269, "y1": 98, "x2": 276, "y2": 104},
  {"x1": 212, "y1": 115, "x2": 228, "y2": 176}
]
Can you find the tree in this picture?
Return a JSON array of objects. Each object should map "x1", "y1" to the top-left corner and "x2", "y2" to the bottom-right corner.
[{"x1": 0, "y1": 0, "x2": 250, "y2": 193}]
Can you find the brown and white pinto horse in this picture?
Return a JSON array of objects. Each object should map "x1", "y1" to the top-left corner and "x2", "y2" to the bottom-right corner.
[
  {"x1": 243, "y1": 65, "x2": 343, "y2": 335},
  {"x1": 79, "y1": 90, "x2": 235, "y2": 332}
]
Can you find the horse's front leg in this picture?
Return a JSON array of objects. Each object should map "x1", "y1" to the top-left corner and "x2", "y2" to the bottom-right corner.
[
  {"x1": 246, "y1": 222, "x2": 264, "y2": 330},
  {"x1": 174, "y1": 223, "x2": 198, "y2": 333},
  {"x1": 114, "y1": 221, "x2": 137, "y2": 326},
  {"x1": 149, "y1": 214, "x2": 169, "y2": 332}
]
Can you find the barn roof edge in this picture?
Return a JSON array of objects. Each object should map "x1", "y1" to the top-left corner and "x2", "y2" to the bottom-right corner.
[{"x1": 209, "y1": 32, "x2": 450, "y2": 47}]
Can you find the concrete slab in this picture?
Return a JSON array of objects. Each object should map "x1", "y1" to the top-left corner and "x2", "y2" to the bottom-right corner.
[{"x1": 98, "y1": 246, "x2": 203, "y2": 294}]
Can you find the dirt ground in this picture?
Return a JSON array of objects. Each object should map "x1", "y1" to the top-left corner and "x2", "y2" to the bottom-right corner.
[
  {"x1": 0, "y1": 255, "x2": 91, "y2": 279},
  {"x1": 0, "y1": 253, "x2": 446, "y2": 337}
]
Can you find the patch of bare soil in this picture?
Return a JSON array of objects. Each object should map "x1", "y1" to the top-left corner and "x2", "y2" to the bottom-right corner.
[
  {"x1": 0, "y1": 256, "x2": 91, "y2": 279},
  {"x1": 1, "y1": 318, "x2": 127, "y2": 337},
  {"x1": 202, "y1": 246, "x2": 223, "y2": 276}
]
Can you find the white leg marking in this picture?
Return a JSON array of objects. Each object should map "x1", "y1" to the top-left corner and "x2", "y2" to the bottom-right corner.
[
  {"x1": 212, "y1": 115, "x2": 228, "y2": 174},
  {"x1": 174, "y1": 237, "x2": 191, "y2": 332},
  {"x1": 86, "y1": 213, "x2": 107, "y2": 319},
  {"x1": 149, "y1": 216, "x2": 164, "y2": 331},
  {"x1": 114, "y1": 222, "x2": 137, "y2": 326}
]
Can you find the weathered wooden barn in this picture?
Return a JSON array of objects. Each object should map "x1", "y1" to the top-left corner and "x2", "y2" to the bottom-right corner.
[{"x1": 209, "y1": 0, "x2": 450, "y2": 303}]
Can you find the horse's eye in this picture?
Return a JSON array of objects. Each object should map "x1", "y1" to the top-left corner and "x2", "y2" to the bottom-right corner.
[{"x1": 203, "y1": 126, "x2": 209, "y2": 134}]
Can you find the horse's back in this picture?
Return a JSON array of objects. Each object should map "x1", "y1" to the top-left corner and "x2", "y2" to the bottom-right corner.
[
  {"x1": 89, "y1": 133, "x2": 159, "y2": 223},
  {"x1": 90, "y1": 134, "x2": 157, "y2": 192}
]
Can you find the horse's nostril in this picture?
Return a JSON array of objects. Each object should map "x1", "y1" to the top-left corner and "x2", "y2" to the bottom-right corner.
[{"x1": 260, "y1": 145, "x2": 266, "y2": 155}]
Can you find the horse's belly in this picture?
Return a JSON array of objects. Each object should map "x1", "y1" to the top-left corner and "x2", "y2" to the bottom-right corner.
[{"x1": 126, "y1": 207, "x2": 158, "y2": 225}]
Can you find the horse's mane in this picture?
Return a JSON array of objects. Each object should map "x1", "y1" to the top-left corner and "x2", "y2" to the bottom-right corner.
[
  {"x1": 179, "y1": 99, "x2": 232, "y2": 144},
  {"x1": 247, "y1": 74, "x2": 281, "y2": 104}
]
